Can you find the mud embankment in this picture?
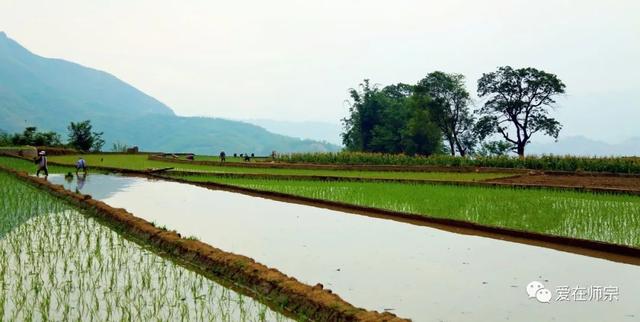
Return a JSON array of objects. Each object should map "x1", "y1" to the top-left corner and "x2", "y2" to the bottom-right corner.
[{"x1": 0, "y1": 165, "x2": 406, "y2": 322}]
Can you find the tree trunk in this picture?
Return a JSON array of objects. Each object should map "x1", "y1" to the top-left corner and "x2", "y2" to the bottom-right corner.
[
  {"x1": 449, "y1": 140, "x2": 456, "y2": 156},
  {"x1": 455, "y1": 140, "x2": 466, "y2": 157},
  {"x1": 517, "y1": 143, "x2": 525, "y2": 158}
]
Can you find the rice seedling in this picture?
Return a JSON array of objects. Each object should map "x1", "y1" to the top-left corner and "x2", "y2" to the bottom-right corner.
[
  {"x1": 197, "y1": 176, "x2": 640, "y2": 247},
  {"x1": 0, "y1": 171, "x2": 291, "y2": 321}
]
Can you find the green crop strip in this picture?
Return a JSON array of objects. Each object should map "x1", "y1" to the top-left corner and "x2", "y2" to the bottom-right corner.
[
  {"x1": 179, "y1": 176, "x2": 640, "y2": 248},
  {"x1": 45, "y1": 154, "x2": 512, "y2": 181},
  {"x1": 279, "y1": 152, "x2": 640, "y2": 174},
  {"x1": 0, "y1": 171, "x2": 290, "y2": 321}
]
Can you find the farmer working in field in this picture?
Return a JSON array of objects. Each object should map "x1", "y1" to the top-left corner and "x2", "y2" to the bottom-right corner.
[
  {"x1": 35, "y1": 151, "x2": 48, "y2": 177},
  {"x1": 76, "y1": 156, "x2": 88, "y2": 175},
  {"x1": 219, "y1": 151, "x2": 226, "y2": 162}
]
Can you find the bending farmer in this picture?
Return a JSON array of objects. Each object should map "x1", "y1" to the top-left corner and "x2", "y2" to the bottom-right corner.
[{"x1": 76, "y1": 156, "x2": 88, "y2": 175}]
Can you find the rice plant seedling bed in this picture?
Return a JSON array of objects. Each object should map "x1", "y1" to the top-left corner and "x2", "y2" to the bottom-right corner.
[
  {"x1": 0, "y1": 171, "x2": 288, "y2": 321},
  {"x1": 174, "y1": 176, "x2": 640, "y2": 248}
]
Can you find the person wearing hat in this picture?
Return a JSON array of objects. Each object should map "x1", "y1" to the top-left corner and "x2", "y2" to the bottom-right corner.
[{"x1": 36, "y1": 151, "x2": 48, "y2": 177}]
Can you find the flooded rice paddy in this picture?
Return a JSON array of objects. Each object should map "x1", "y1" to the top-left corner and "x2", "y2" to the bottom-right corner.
[
  {"x1": 1, "y1": 172, "x2": 289, "y2": 321},
  {"x1": 51, "y1": 174, "x2": 640, "y2": 322}
]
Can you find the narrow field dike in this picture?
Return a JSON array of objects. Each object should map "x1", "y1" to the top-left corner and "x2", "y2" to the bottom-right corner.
[{"x1": 0, "y1": 166, "x2": 406, "y2": 321}]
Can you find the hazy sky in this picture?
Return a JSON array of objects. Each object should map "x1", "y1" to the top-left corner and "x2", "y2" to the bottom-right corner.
[{"x1": 1, "y1": 0, "x2": 638, "y2": 142}]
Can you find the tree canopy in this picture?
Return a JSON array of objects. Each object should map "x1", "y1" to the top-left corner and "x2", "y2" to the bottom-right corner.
[
  {"x1": 416, "y1": 72, "x2": 475, "y2": 156},
  {"x1": 342, "y1": 67, "x2": 565, "y2": 157},
  {"x1": 342, "y1": 80, "x2": 442, "y2": 156},
  {"x1": 0, "y1": 127, "x2": 63, "y2": 147},
  {"x1": 67, "y1": 120, "x2": 105, "y2": 152},
  {"x1": 477, "y1": 66, "x2": 566, "y2": 157}
]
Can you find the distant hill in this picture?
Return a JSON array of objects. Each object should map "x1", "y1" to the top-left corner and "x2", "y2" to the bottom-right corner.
[
  {"x1": 245, "y1": 119, "x2": 343, "y2": 145},
  {"x1": 527, "y1": 136, "x2": 640, "y2": 157},
  {"x1": 0, "y1": 32, "x2": 339, "y2": 154}
]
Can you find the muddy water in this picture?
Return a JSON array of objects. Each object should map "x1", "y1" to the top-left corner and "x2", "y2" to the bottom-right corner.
[{"x1": 50, "y1": 174, "x2": 640, "y2": 322}]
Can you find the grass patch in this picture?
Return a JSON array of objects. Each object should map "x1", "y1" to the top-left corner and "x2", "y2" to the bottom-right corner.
[{"x1": 185, "y1": 176, "x2": 640, "y2": 247}]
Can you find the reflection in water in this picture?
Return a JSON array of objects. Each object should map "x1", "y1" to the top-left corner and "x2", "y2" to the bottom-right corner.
[
  {"x1": 49, "y1": 174, "x2": 133, "y2": 200},
  {"x1": 49, "y1": 175, "x2": 640, "y2": 322}
]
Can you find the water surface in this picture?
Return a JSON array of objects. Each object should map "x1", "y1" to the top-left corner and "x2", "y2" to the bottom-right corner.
[{"x1": 50, "y1": 174, "x2": 640, "y2": 321}]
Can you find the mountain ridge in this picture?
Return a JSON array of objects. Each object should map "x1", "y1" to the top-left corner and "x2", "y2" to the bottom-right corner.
[{"x1": 0, "y1": 32, "x2": 339, "y2": 154}]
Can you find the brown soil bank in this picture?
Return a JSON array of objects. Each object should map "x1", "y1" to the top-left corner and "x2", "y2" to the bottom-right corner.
[
  {"x1": 0, "y1": 166, "x2": 406, "y2": 322},
  {"x1": 489, "y1": 174, "x2": 640, "y2": 192}
]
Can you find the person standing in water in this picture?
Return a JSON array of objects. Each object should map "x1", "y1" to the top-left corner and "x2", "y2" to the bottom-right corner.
[
  {"x1": 36, "y1": 151, "x2": 48, "y2": 177},
  {"x1": 76, "y1": 156, "x2": 88, "y2": 175}
]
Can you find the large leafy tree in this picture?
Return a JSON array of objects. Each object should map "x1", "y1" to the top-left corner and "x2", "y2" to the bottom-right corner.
[
  {"x1": 401, "y1": 94, "x2": 442, "y2": 156},
  {"x1": 342, "y1": 80, "x2": 412, "y2": 153},
  {"x1": 416, "y1": 72, "x2": 475, "y2": 156},
  {"x1": 477, "y1": 66, "x2": 566, "y2": 157},
  {"x1": 67, "y1": 120, "x2": 104, "y2": 152},
  {"x1": 342, "y1": 80, "x2": 442, "y2": 155},
  {"x1": 342, "y1": 79, "x2": 378, "y2": 151},
  {"x1": 368, "y1": 83, "x2": 413, "y2": 153}
]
